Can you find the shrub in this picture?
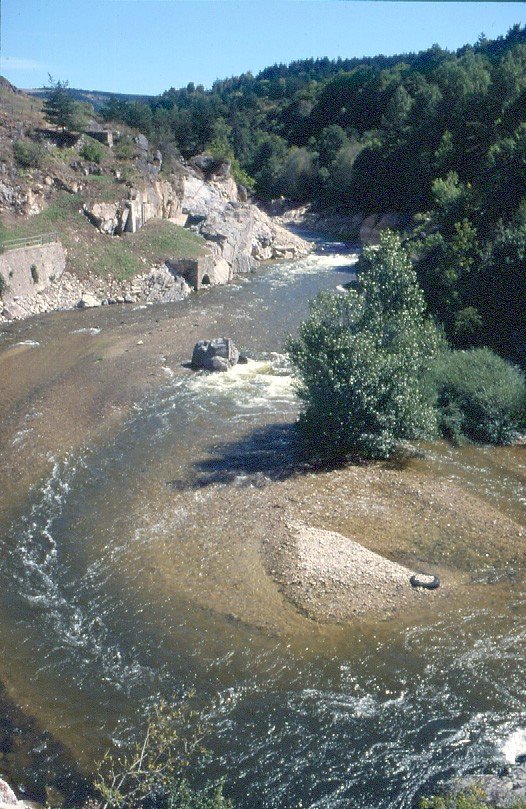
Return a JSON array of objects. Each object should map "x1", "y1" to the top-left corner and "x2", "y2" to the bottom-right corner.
[
  {"x1": 95, "y1": 698, "x2": 233, "y2": 809},
  {"x1": 13, "y1": 138, "x2": 45, "y2": 169},
  {"x1": 420, "y1": 788, "x2": 487, "y2": 808},
  {"x1": 420, "y1": 786, "x2": 526, "y2": 808},
  {"x1": 30, "y1": 264, "x2": 39, "y2": 284},
  {"x1": 114, "y1": 134, "x2": 137, "y2": 161},
  {"x1": 288, "y1": 231, "x2": 440, "y2": 461},
  {"x1": 429, "y1": 347, "x2": 526, "y2": 444},
  {"x1": 80, "y1": 138, "x2": 105, "y2": 164},
  {"x1": 0, "y1": 273, "x2": 7, "y2": 297}
]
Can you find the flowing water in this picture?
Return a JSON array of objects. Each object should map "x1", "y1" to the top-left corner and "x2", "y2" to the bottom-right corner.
[{"x1": 0, "y1": 240, "x2": 524, "y2": 808}]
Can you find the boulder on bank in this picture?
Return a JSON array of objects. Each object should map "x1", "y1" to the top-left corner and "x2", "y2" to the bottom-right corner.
[
  {"x1": 191, "y1": 338, "x2": 240, "y2": 372},
  {"x1": 77, "y1": 293, "x2": 101, "y2": 309},
  {"x1": 0, "y1": 778, "x2": 42, "y2": 809},
  {"x1": 0, "y1": 779, "x2": 18, "y2": 805}
]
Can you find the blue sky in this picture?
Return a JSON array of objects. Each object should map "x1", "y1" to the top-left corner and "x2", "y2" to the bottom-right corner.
[{"x1": 1, "y1": 1, "x2": 524, "y2": 95}]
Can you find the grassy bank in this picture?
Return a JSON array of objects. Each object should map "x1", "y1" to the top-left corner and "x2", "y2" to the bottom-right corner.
[{"x1": 0, "y1": 192, "x2": 207, "y2": 280}]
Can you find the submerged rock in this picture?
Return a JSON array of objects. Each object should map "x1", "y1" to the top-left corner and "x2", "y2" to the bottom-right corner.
[{"x1": 191, "y1": 338, "x2": 240, "y2": 372}]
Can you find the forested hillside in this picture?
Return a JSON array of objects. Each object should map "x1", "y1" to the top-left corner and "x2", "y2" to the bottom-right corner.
[
  {"x1": 27, "y1": 25, "x2": 526, "y2": 362},
  {"x1": 95, "y1": 24, "x2": 526, "y2": 363}
]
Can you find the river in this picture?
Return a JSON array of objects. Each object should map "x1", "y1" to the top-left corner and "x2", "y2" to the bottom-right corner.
[{"x1": 0, "y1": 239, "x2": 524, "y2": 808}]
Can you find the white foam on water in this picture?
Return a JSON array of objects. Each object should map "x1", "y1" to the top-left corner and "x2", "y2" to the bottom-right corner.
[
  {"x1": 72, "y1": 327, "x2": 101, "y2": 335},
  {"x1": 15, "y1": 339, "x2": 40, "y2": 347},
  {"x1": 185, "y1": 356, "x2": 295, "y2": 410},
  {"x1": 500, "y1": 728, "x2": 526, "y2": 763},
  {"x1": 268, "y1": 251, "x2": 359, "y2": 288}
]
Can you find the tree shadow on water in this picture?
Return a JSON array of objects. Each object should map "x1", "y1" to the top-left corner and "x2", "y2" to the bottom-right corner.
[{"x1": 166, "y1": 422, "x2": 339, "y2": 491}]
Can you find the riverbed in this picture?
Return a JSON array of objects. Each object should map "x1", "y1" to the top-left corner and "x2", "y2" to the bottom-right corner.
[{"x1": 0, "y1": 242, "x2": 524, "y2": 808}]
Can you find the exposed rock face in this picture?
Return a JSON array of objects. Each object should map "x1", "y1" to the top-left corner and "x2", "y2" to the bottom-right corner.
[
  {"x1": 0, "y1": 778, "x2": 18, "y2": 805},
  {"x1": 181, "y1": 176, "x2": 311, "y2": 277},
  {"x1": 191, "y1": 338, "x2": 240, "y2": 372},
  {"x1": 81, "y1": 161, "x2": 311, "y2": 287},
  {"x1": 83, "y1": 179, "x2": 183, "y2": 235},
  {"x1": 273, "y1": 203, "x2": 406, "y2": 245}
]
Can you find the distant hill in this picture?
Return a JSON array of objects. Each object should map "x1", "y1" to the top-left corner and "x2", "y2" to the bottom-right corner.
[{"x1": 24, "y1": 86, "x2": 155, "y2": 110}]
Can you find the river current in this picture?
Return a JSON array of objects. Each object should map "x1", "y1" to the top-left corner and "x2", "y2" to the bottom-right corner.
[{"x1": 0, "y1": 240, "x2": 525, "y2": 808}]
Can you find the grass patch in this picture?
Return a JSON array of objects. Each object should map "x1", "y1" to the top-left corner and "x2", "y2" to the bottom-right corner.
[
  {"x1": 0, "y1": 193, "x2": 207, "y2": 281},
  {"x1": 127, "y1": 218, "x2": 206, "y2": 262},
  {"x1": 0, "y1": 87, "x2": 45, "y2": 128}
]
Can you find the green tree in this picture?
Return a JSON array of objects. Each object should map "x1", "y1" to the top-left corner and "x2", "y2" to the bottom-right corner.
[
  {"x1": 43, "y1": 76, "x2": 86, "y2": 132},
  {"x1": 288, "y1": 231, "x2": 440, "y2": 461},
  {"x1": 428, "y1": 347, "x2": 526, "y2": 444},
  {"x1": 317, "y1": 125, "x2": 350, "y2": 167}
]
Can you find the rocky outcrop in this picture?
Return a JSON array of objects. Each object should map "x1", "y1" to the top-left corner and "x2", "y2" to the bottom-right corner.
[
  {"x1": 0, "y1": 779, "x2": 18, "y2": 805},
  {"x1": 81, "y1": 156, "x2": 311, "y2": 284},
  {"x1": 181, "y1": 172, "x2": 311, "y2": 279},
  {"x1": 273, "y1": 203, "x2": 407, "y2": 245},
  {"x1": 0, "y1": 778, "x2": 41, "y2": 809},
  {"x1": 83, "y1": 179, "x2": 184, "y2": 236},
  {"x1": 191, "y1": 338, "x2": 240, "y2": 372}
]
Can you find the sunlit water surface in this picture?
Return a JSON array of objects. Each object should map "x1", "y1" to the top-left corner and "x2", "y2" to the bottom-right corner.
[{"x1": 0, "y1": 241, "x2": 524, "y2": 808}]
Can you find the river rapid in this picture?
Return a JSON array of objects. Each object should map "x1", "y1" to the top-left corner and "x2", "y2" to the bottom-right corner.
[{"x1": 0, "y1": 239, "x2": 525, "y2": 808}]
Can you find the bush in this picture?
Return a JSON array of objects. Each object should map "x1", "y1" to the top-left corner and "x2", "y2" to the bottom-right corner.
[
  {"x1": 114, "y1": 134, "x2": 137, "y2": 161},
  {"x1": 421, "y1": 788, "x2": 495, "y2": 808},
  {"x1": 30, "y1": 264, "x2": 39, "y2": 284},
  {"x1": 421, "y1": 786, "x2": 526, "y2": 808},
  {"x1": 288, "y1": 231, "x2": 440, "y2": 461},
  {"x1": 0, "y1": 273, "x2": 7, "y2": 297},
  {"x1": 13, "y1": 138, "x2": 45, "y2": 169},
  {"x1": 80, "y1": 138, "x2": 105, "y2": 164},
  {"x1": 95, "y1": 698, "x2": 233, "y2": 809},
  {"x1": 429, "y1": 347, "x2": 526, "y2": 444}
]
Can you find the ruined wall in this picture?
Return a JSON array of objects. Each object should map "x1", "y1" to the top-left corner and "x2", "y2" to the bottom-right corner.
[{"x1": 0, "y1": 242, "x2": 66, "y2": 302}]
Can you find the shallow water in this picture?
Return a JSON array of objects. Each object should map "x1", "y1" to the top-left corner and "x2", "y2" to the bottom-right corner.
[{"x1": 0, "y1": 240, "x2": 524, "y2": 808}]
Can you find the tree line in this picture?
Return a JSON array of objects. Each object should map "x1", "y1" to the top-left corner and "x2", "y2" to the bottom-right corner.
[{"x1": 94, "y1": 25, "x2": 526, "y2": 366}]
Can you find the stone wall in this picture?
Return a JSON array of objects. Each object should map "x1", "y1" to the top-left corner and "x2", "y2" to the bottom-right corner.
[{"x1": 0, "y1": 242, "x2": 66, "y2": 302}]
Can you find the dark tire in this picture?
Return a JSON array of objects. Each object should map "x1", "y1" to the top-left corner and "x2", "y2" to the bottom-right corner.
[{"x1": 410, "y1": 573, "x2": 440, "y2": 590}]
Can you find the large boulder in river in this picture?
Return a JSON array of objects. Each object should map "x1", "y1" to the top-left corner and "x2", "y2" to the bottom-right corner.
[{"x1": 191, "y1": 338, "x2": 240, "y2": 372}]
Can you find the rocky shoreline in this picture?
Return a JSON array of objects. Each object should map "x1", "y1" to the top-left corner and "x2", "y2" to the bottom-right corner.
[{"x1": 267, "y1": 200, "x2": 408, "y2": 244}]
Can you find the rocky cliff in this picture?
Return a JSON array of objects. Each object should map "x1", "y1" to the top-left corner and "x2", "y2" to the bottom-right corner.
[
  {"x1": 80, "y1": 156, "x2": 310, "y2": 285},
  {"x1": 0, "y1": 79, "x2": 311, "y2": 321}
]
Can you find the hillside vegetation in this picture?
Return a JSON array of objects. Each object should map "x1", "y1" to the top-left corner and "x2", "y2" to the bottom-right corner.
[
  {"x1": 0, "y1": 79, "x2": 206, "y2": 281},
  {"x1": 95, "y1": 24, "x2": 526, "y2": 364}
]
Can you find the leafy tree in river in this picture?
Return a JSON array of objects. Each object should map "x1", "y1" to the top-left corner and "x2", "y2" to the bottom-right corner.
[{"x1": 288, "y1": 231, "x2": 440, "y2": 461}]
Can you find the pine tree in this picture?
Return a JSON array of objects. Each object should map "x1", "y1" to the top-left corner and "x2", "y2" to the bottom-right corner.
[{"x1": 43, "y1": 76, "x2": 85, "y2": 132}]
